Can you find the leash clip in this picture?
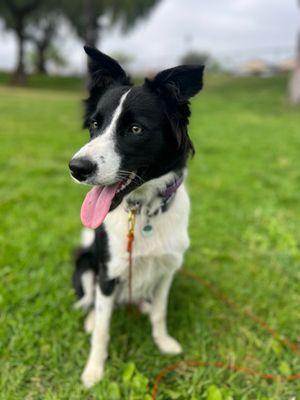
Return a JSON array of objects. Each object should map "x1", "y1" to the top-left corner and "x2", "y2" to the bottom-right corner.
[
  {"x1": 127, "y1": 209, "x2": 136, "y2": 253},
  {"x1": 128, "y1": 209, "x2": 136, "y2": 235}
]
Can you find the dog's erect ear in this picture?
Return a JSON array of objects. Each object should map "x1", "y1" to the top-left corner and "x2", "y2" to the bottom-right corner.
[
  {"x1": 83, "y1": 46, "x2": 132, "y2": 127},
  {"x1": 84, "y1": 45, "x2": 130, "y2": 87},
  {"x1": 145, "y1": 65, "x2": 204, "y2": 156},
  {"x1": 146, "y1": 65, "x2": 204, "y2": 100}
]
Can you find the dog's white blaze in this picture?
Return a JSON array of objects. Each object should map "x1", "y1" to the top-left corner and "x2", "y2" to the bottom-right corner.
[{"x1": 73, "y1": 90, "x2": 130, "y2": 185}]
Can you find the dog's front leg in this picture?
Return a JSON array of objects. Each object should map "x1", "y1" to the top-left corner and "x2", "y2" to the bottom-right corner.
[
  {"x1": 150, "y1": 271, "x2": 182, "y2": 354},
  {"x1": 81, "y1": 285, "x2": 115, "y2": 388}
]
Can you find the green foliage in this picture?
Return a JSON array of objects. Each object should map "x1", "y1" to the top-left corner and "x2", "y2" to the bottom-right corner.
[
  {"x1": 180, "y1": 51, "x2": 223, "y2": 72},
  {"x1": 0, "y1": 70, "x2": 83, "y2": 90},
  {"x1": 61, "y1": 0, "x2": 161, "y2": 42},
  {"x1": 0, "y1": 0, "x2": 35, "y2": 29},
  {"x1": 108, "y1": 0, "x2": 161, "y2": 32},
  {"x1": 180, "y1": 50, "x2": 211, "y2": 66},
  {"x1": 0, "y1": 0, "x2": 61, "y2": 33},
  {"x1": 205, "y1": 385, "x2": 223, "y2": 400},
  {"x1": 0, "y1": 73, "x2": 300, "y2": 399},
  {"x1": 0, "y1": 0, "x2": 160, "y2": 80},
  {"x1": 27, "y1": 44, "x2": 68, "y2": 72},
  {"x1": 0, "y1": 0, "x2": 64, "y2": 80},
  {"x1": 110, "y1": 51, "x2": 134, "y2": 69}
]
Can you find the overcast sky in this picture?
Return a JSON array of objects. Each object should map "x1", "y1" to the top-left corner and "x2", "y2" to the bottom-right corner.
[{"x1": 0, "y1": 0, "x2": 299, "y2": 73}]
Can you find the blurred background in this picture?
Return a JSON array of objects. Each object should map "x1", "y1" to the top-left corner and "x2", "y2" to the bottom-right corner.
[
  {"x1": 1, "y1": 1, "x2": 300, "y2": 399},
  {"x1": 0, "y1": 0, "x2": 299, "y2": 100}
]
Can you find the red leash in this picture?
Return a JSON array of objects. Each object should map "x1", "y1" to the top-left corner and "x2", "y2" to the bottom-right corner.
[
  {"x1": 127, "y1": 209, "x2": 137, "y2": 306},
  {"x1": 151, "y1": 270, "x2": 300, "y2": 399}
]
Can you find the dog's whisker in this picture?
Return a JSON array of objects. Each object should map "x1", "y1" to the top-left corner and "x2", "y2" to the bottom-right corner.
[{"x1": 117, "y1": 170, "x2": 145, "y2": 184}]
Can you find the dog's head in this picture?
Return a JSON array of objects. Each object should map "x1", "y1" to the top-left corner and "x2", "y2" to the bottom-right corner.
[{"x1": 69, "y1": 46, "x2": 204, "y2": 229}]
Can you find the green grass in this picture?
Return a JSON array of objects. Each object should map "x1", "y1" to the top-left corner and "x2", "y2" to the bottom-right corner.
[
  {"x1": 0, "y1": 73, "x2": 300, "y2": 400},
  {"x1": 0, "y1": 71, "x2": 84, "y2": 92}
]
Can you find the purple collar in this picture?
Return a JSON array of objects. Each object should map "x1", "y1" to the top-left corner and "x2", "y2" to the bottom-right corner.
[
  {"x1": 125, "y1": 174, "x2": 184, "y2": 217},
  {"x1": 160, "y1": 175, "x2": 184, "y2": 198}
]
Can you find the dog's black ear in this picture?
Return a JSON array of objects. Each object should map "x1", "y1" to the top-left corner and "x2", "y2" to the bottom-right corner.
[
  {"x1": 84, "y1": 45, "x2": 130, "y2": 87},
  {"x1": 83, "y1": 46, "x2": 132, "y2": 127},
  {"x1": 145, "y1": 65, "x2": 204, "y2": 156},
  {"x1": 147, "y1": 65, "x2": 204, "y2": 100}
]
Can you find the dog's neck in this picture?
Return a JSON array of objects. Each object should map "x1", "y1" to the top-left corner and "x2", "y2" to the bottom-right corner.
[{"x1": 123, "y1": 169, "x2": 185, "y2": 215}]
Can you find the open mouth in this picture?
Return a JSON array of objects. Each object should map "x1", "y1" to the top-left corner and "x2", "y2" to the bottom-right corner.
[{"x1": 80, "y1": 172, "x2": 137, "y2": 229}]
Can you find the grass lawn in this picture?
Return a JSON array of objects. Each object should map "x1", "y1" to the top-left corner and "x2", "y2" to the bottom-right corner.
[{"x1": 0, "y1": 73, "x2": 300, "y2": 400}]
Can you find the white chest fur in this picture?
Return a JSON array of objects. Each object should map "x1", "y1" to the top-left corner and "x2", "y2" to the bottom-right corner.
[{"x1": 103, "y1": 179, "x2": 190, "y2": 304}]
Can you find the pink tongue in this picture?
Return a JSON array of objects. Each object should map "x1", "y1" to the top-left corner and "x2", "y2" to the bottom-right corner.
[{"x1": 80, "y1": 183, "x2": 119, "y2": 229}]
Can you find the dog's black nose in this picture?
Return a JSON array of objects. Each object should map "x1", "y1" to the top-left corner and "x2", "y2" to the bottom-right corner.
[{"x1": 69, "y1": 157, "x2": 96, "y2": 181}]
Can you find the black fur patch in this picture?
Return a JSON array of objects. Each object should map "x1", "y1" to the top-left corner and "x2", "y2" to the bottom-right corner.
[
  {"x1": 73, "y1": 226, "x2": 117, "y2": 298},
  {"x1": 72, "y1": 246, "x2": 96, "y2": 299},
  {"x1": 95, "y1": 225, "x2": 117, "y2": 296}
]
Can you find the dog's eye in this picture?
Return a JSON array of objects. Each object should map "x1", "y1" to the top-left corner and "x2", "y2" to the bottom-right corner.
[
  {"x1": 91, "y1": 121, "x2": 98, "y2": 129},
  {"x1": 131, "y1": 125, "x2": 142, "y2": 134}
]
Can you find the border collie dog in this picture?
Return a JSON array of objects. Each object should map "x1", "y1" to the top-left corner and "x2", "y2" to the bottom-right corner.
[{"x1": 69, "y1": 46, "x2": 204, "y2": 387}]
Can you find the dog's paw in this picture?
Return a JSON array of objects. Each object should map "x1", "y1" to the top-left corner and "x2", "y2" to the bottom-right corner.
[
  {"x1": 139, "y1": 300, "x2": 152, "y2": 315},
  {"x1": 155, "y1": 335, "x2": 182, "y2": 355},
  {"x1": 73, "y1": 296, "x2": 93, "y2": 311},
  {"x1": 81, "y1": 364, "x2": 104, "y2": 388},
  {"x1": 84, "y1": 309, "x2": 95, "y2": 334}
]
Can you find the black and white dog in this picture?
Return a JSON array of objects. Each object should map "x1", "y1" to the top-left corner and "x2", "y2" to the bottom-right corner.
[{"x1": 69, "y1": 46, "x2": 204, "y2": 387}]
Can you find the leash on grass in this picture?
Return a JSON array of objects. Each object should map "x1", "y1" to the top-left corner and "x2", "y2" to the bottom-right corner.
[
  {"x1": 151, "y1": 270, "x2": 300, "y2": 400},
  {"x1": 125, "y1": 211, "x2": 300, "y2": 399}
]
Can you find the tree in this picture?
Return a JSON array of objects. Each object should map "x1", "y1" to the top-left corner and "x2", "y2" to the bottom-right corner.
[
  {"x1": 27, "y1": 41, "x2": 67, "y2": 74},
  {"x1": 180, "y1": 50, "x2": 222, "y2": 72},
  {"x1": 110, "y1": 51, "x2": 134, "y2": 70},
  {"x1": 180, "y1": 51, "x2": 210, "y2": 66},
  {"x1": 27, "y1": 13, "x2": 59, "y2": 74},
  {"x1": 0, "y1": 0, "x2": 65, "y2": 80},
  {"x1": 0, "y1": 0, "x2": 42, "y2": 84},
  {"x1": 0, "y1": 0, "x2": 160, "y2": 82},
  {"x1": 63, "y1": 0, "x2": 161, "y2": 48}
]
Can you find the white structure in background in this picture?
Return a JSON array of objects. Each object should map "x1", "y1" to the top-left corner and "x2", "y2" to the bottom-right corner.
[
  {"x1": 279, "y1": 59, "x2": 296, "y2": 73},
  {"x1": 239, "y1": 59, "x2": 271, "y2": 76},
  {"x1": 289, "y1": 34, "x2": 300, "y2": 105},
  {"x1": 237, "y1": 58, "x2": 297, "y2": 78}
]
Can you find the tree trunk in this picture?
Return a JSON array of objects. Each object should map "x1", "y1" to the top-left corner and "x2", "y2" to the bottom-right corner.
[
  {"x1": 12, "y1": 25, "x2": 27, "y2": 85},
  {"x1": 33, "y1": 21, "x2": 56, "y2": 75},
  {"x1": 83, "y1": 0, "x2": 98, "y2": 47},
  {"x1": 289, "y1": 32, "x2": 300, "y2": 105},
  {"x1": 82, "y1": 0, "x2": 100, "y2": 85},
  {"x1": 36, "y1": 43, "x2": 47, "y2": 74}
]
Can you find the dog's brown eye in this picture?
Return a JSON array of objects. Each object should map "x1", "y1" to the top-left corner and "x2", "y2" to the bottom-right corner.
[
  {"x1": 131, "y1": 125, "x2": 142, "y2": 134},
  {"x1": 91, "y1": 121, "x2": 98, "y2": 129}
]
